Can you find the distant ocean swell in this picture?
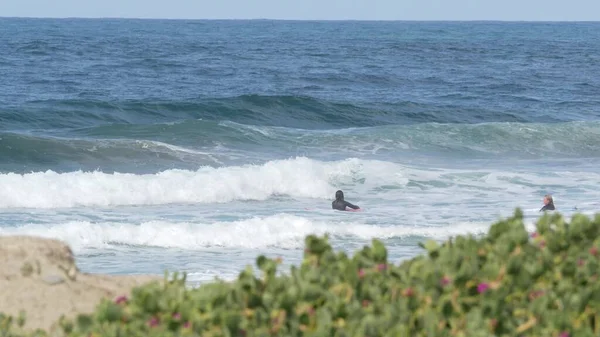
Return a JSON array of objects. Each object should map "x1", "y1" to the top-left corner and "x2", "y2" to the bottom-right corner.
[
  {"x1": 3, "y1": 120, "x2": 600, "y2": 171},
  {"x1": 3, "y1": 95, "x2": 600, "y2": 132}
]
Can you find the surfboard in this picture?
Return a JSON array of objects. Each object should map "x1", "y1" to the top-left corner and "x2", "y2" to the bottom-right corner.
[{"x1": 304, "y1": 207, "x2": 363, "y2": 212}]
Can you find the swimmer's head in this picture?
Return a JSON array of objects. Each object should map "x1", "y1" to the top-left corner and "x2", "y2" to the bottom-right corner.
[
  {"x1": 335, "y1": 190, "x2": 344, "y2": 200},
  {"x1": 544, "y1": 194, "x2": 553, "y2": 205}
]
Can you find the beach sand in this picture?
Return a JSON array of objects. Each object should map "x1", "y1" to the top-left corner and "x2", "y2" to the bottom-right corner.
[{"x1": 0, "y1": 236, "x2": 162, "y2": 333}]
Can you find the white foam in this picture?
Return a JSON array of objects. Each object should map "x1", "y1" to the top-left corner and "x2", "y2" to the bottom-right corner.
[
  {"x1": 0, "y1": 157, "x2": 358, "y2": 209},
  {"x1": 0, "y1": 213, "x2": 498, "y2": 252},
  {"x1": 2, "y1": 156, "x2": 600, "y2": 211}
]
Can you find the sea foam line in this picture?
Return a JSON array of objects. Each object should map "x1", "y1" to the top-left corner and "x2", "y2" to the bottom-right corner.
[{"x1": 0, "y1": 213, "x2": 508, "y2": 251}]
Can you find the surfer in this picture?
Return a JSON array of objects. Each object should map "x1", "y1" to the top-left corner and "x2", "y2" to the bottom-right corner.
[
  {"x1": 332, "y1": 190, "x2": 360, "y2": 211},
  {"x1": 539, "y1": 194, "x2": 555, "y2": 212}
]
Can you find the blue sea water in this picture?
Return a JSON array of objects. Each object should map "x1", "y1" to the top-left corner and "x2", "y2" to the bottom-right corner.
[{"x1": 1, "y1": 18, "x2": 600, "y2": 285}]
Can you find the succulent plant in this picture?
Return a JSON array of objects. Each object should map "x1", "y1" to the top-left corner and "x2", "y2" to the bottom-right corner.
[{"x1": 3, "y1": 208, "x2": 600, "y2": 336}]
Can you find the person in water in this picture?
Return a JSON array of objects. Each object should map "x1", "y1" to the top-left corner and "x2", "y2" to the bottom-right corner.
[
  {"x1": 332, "y1": 190, "x2": 360, "y2": 211},
  {"x1": 539, "y1": 194, "x2": 556, "y2": 212}
]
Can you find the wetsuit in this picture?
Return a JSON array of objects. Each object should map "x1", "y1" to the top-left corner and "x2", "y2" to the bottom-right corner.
[
  {"x1": 539, "y1": 203, "x2": 555, "y2": 212},
  {"x1": 331, "y1": 190, "x2": 360, "y2": 211},
  {"x1": 332, "y1": 199, "x2": 360, "y2": 211}
]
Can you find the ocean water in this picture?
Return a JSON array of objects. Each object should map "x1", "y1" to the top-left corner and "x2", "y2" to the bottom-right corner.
[{"x1": 1, "y1": 18, "x2": 600, "y2": 286}]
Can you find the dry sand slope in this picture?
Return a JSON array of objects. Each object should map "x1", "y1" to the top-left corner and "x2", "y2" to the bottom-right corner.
[{"x1": 0, "y1": 236, "x2": 161, "y2": 332}]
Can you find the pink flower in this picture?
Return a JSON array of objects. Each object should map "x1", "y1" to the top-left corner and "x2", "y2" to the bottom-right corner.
[
  {"x1": 578, "y1": 258, "x2": 585, "y2": 267},
  {"x1": 539, "y1": 240, "x2": 546, "y2": 248},
  {"x1": 147, "y1": 317, "x2": 159, "y2": 328},
  {"x1": 183, "y1": 321, "x2": 191, "y2": 329},
  {"x1": 530, "y1": 232, "x2": 538, "y2": 238},
  {"x1": 377, "y1": 264, "x2": 387, "y2": 272},
  {"x1": 172, "y1": 312, "x2": 181, "y2": 320},
  {"x1": 114, "y1": 295, "x2": 128, "y2": 304},
  {"x1": 590, "y1": 247, "x2": 598, "y2": 256},
  {"x1": 441, "y1": 276, "x2": 451, "y2": 286},
  {"x1": 528, "y1": 290, "x2": 545, "y2": 301},
  {"x1": 358, "y1": 269, "x2": 365, "y2": 278},
  {"x1": 477, "y1": 283, "x2": 489, "y2": 294},
  {"x1": 559, "y1": 331, "x2": 569, "y2": 337}
]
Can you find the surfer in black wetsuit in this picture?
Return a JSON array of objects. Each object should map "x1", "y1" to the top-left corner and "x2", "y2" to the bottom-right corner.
[
  {"x1": 539, "y1": 194, "x2": 556, "y2": 212},
  {"x1": 332, "y1": 190, "x2": 360, "y2": 211}
]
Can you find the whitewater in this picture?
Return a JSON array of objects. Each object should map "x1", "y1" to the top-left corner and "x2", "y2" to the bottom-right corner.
[{"x1": 1, "y1": 19, "x2": 600, "y2": 285}]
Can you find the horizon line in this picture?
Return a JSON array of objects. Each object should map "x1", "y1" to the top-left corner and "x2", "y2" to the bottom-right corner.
[{"x1": 1, "y1": 16, "x2": 599, "y2": 23}]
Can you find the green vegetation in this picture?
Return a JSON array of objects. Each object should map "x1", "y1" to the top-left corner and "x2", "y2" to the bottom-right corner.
[{"x1": 3, "y1": 208, "x2": 600, "y2": 336}]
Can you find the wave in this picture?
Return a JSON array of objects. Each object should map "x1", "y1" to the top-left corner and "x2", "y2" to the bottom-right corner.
[
  {"x1": 0, "y1": 214, "x2": 507, "y2": 251},
  {"x1": 2, "y1": 156, "x2": 600, "y2": 209},
  {"x1": 0, "y1": 131, "x2": 231, "y2": 172},
  {"x1": 1, "y1": 94, "x2": 554, "y2": 133},
  {"x1": 3, "y1": 120, "x2": 600, "y2": 172},
  {"x1": 0, "y1": 157, "x2": 400, "y2": 209}
]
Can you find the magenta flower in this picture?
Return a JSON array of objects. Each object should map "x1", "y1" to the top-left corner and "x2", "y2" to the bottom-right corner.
[
  {"x1": 530, "y1": 232, "x2": 538, "y2": 238},
  {"x1": 114, "y1": 295, "x2": 128, "y2": 304},
  {"x1": 377, "y1": 264, "x2": 387, "y2": 272},
  {"x1": 590, "y1": 247, "x2": 598, "y2": 256},
  {"x1": 441, "y1": 276, "x2": 451, "y2": 286},
  {"x1": 183, "y1": 321, "x2": 191, "y2": 329},
  {"x1": 147, "y1": 317, "x2": 159, "y2": 328},
  {"x1": 477, "y1": 283, "x2": 489, "y2": 294},
  {"x1": 528, "y1": 290, "x2": 545, "y2": 301},
  {"x1": 358, "y1": 269, "x2": 365, "y2": 278},
  {"x1": 172, "y1": 312, "x2": 181, "y2": 320},
  {"x1": 559, "y1": 331, "x2": 569, "y2": 337}
]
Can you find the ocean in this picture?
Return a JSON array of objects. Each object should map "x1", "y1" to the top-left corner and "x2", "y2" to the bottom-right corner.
[{"x1": 1, "y1": 18, "x2": 600, "y2": 286}]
